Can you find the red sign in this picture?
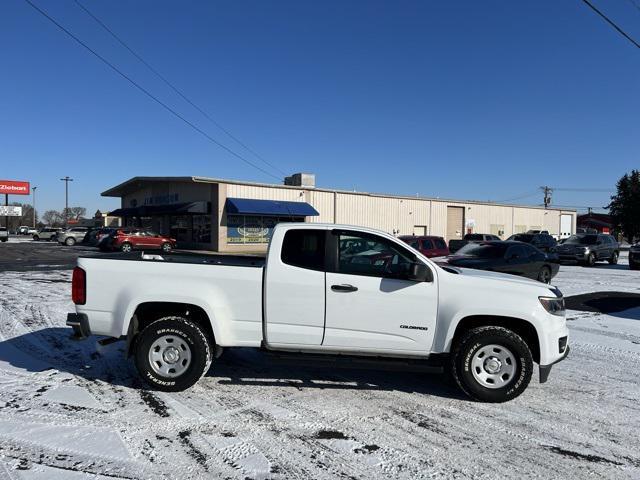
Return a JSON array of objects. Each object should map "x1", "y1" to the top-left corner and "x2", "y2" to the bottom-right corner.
[{"x1": 0, "y1": 180, "x2": 30, "y2": 195}]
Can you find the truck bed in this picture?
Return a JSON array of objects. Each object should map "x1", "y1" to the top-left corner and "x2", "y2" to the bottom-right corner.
[
  {"x1": 84, "y1": 251, "x2": 266, "y2": 268},
  {"x1": 76, "y1": 251, "x2": 265, "y2": 343}
]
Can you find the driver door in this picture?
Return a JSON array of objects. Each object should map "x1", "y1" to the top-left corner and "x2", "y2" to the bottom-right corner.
[{"x1": 323, "y1": 230, "x2": 437, "y2": 354}]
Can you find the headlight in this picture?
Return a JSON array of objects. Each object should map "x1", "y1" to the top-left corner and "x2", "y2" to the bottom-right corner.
[{"x1": 539, "y1": 296, "x2": 565, "y2": 316}]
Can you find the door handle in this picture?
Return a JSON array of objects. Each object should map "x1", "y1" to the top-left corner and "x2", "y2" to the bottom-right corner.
[{"x1": 331, "y1": 284, "x2": 358, "y2": 293}]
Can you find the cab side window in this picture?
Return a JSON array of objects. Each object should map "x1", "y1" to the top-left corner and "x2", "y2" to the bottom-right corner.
[
  {"x1": 338, "y1": 233, "x2": 415, "y2": 278},
  {"x1": 281, "y1": 229, "x2": 326, "y2": 271}
]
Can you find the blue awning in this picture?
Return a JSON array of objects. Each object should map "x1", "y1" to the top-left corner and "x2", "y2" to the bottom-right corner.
[{"x1": 225, "y1": 198, "x2": 319, "y2": 217}]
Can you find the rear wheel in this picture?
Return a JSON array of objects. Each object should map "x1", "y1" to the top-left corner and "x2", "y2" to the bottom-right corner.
[
  {"x1": 609, "y1": 251, "x2": 618, "y2": 265},
  {"x1": 65, "y1": 237, "x2": 76, "y2": 246},
  {"x1": 120, "y1": 242, "x2": 133, "y2": 253},
  {"x1": 451, "y1": 326, "x2": 533, "y2": 402},
  {"x1": 537, "y1": 266, "x2": 552, "y2": 284},
  {"x1": 161, "y1": 242, "x2": 172, "y2": 253},
  {"x1": 33, "y1": 235, "x2": 39, "y2": 241},
  {"x1": 134, "y1": 317, "x2": 212, "y2": 392}
]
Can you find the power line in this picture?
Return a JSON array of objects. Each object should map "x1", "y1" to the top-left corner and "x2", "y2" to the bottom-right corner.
[
  {"x1": 72, "y1": 0, "x2": 287, "y2": 177},
  {"x1": 581, "y1": 0, "x2": 640, "y2": 50},
  {"x1": 23, "y1": 0, "x2": 282, "y2": 182},
  {"x1": 552, "y1": 187, "x2": 613, "y2": 192},
  {"x1": 626, "y1": 0, "x2": 640, "y2": 14},
  {"x1": 494, "y1": 190, "x2": 540, "y2": 203}
]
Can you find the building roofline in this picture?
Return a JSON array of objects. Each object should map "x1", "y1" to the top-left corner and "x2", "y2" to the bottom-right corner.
[{"x1": 102, "y1": 175, "x2": 576, "y2": 212}]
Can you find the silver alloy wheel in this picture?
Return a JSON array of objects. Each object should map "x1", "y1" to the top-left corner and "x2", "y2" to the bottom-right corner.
[
  {"x1": 162, "y1": 243, "x2": 171, "y2": 252},
  {"x1": 471, "y1": 344, "x2": 517, "y2": 389},
  {"x1": 121, "y1": 243, "x2": 132, "y2": 253},
  {"x1": 148, "y1": 335, "x2": 192, "y2": 378}
]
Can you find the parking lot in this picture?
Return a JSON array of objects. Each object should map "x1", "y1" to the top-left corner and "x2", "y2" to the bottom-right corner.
[{"x1": 0, "y1": 241, "x2": 638, "y2": 479}]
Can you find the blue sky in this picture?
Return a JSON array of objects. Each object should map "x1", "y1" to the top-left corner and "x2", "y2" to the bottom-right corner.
[{"x1": 1, "y1": 0, "x2": 639, "y2": 215}]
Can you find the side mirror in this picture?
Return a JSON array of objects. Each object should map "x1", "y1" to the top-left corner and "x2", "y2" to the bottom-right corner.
[{"x1": 407, "y1": 262, "x2": 432, "y2": 282}]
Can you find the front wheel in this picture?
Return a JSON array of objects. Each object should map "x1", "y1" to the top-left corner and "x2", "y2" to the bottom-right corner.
[
  {"x1": 609, "y1": 252, "x2": 618, "y2": 265},
  {"x1": 134, "y1": 317, "x2": 212, "y2": 392},
  {"x1": 65, "y1": 237, "x2": 76, "y2": 246},
  {"x1": 120, "y1": 242, "x2": 133, "y2": 253},
  {"x1": 451, "y1": 326, "x2": 533, "y2": 402},
  {"x1": 585, "y1": 253, "x2": 596, "y2": 267},
  {"x1": 33, "y1": 235, "x2": 39, "y2": 241},
  {"x1": 537, "y1": 266, "x2": 552, "y2": 284},
  {"x1": 161, "y1": 242, "x2": 173, "y2": 253}
]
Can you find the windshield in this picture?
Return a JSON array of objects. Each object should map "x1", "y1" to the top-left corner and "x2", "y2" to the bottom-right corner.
[
  {"x1": 456, "y1": 243, "x2": 507, "y2": 258},
  {"x1": 564, "y1": 235, "x2": 597, "y2": 245},
  {"x1": 508, "y1": 234, "x2": 533, "y2": 243}
]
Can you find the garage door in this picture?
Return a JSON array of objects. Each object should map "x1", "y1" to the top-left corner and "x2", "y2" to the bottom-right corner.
[
  {"x1": 446, "y1": 207, "x2": 464, "y2": 241},
  {"x1": 560, "y1": 214, "x2": 572, "y2": 238}
]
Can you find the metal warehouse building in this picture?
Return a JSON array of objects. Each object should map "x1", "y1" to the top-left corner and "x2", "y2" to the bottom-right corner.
[{"x1": 103, "y1": 175, "x2": 577, "y2": 252}]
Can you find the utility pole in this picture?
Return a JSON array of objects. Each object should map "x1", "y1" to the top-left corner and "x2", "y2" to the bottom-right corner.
[
  {"x1": 60, "y1": 176, "x2": 73, "y2": 227},
  {"x1": 32, "y1": 186, "x2": 37, "y2": 228},
  {"x1": 540, "y1": 186, "x2": 553, "y2": 209}
]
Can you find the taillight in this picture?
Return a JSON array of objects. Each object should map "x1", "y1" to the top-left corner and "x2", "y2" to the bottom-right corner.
[{"x1": 72, "y1": 267, "x2": 86, "y2": 305}]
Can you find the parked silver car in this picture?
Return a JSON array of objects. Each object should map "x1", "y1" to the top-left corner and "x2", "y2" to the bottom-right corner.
[
  {"x1": 58, "y1": 227, "x2": 89, "y2": 246},
  {"x1": 33, "y1": 227, "x2": 62, "y2": 241}
]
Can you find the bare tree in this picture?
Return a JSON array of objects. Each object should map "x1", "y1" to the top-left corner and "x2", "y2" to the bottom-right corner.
[{"x1": 42, "y1": 210, "x2": 64, "y2": 228}]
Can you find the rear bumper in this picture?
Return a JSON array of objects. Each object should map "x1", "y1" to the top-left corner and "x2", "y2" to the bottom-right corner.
[{"x1": 66, "y1": 313, "x2": 91, "y2": 339}]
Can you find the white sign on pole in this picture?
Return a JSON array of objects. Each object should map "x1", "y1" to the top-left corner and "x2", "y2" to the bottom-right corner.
[{"x1": 0, "y1": 206, "x2": 22, "y2": 217}]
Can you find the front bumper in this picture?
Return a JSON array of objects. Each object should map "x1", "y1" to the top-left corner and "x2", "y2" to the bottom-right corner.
[
  {"x1": 539, "y1": 343, "x2": 569, "y2": 383},
  {"x1": 66, "y1": 313, "x2": 91, "y2": 339},
  {"x1": 558, "y1": 251, "x2": 588, "y2": 262}
]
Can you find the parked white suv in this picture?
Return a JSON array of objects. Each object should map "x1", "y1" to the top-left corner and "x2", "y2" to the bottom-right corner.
[
  {"x1": 57, "y1": 227, "x2": 89, "y2": 246},
  {"x1": 67, "y1": 223, "x2": 569, "y2": 402}
]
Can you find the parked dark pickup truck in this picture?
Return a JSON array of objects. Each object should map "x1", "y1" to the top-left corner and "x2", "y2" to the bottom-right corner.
[{"x1": 449, "y1": 233, "x2": 501, "y2": 253}]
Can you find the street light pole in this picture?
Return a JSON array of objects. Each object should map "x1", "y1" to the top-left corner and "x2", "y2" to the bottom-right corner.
[
  {"x1": 32, "y1": 186, "x2": 37, "y2": 228},
  {"x1": 60, "y1": 177, "x2": 73, "y2": 227}
]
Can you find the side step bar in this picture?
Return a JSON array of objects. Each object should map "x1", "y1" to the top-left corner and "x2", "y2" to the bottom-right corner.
[{"x1": 260, "y1": 349, "x2": 446, "y2": 374}]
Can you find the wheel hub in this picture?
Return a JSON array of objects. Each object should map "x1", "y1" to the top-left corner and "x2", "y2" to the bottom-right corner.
[
  {"x1": 162, "y1": 346, "x2": 181, "y2": 364},
  {"x1": 148, "y1": 335, "x2": 192, "y2": 378},
  {"x1": 483, "y1": 357, "x2": 502, "y2": 374}
]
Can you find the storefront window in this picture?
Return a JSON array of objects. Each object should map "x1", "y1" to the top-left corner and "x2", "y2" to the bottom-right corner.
[
  {"x1": 227, "y1": 215, "x2": 303, "y2": 244},
  {"x1": 192, "y1": 215, "x2": 211, "y2": 243},
  {"x1": 170, "y1": 215, "x2": 191, "y2": 243}
]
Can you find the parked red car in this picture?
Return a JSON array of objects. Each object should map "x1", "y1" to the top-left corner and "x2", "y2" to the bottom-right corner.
[
  {"x1": 109, "y1": 229, "x2": 177, "y2": 253},
  {"x1": 399, "y1": 235, "x2": 449, "y2": 258}
]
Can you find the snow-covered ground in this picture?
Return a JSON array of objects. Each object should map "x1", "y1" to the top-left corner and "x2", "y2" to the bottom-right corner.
[{"x1": 0, "y1": 262, "x2": 638, "y2": 479}]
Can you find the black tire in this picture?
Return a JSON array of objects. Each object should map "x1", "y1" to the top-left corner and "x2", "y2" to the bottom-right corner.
[
  {"x1": 451, "y1": 326, "x2": 533, "y2": 403},
  {"x1": 161, "y1": 242, "x2": 172, "y2": 253},
  {"x1": 33, "y1": 235, "x2": 39, "y2": 241},
  {"x1": 65, "y1": 237, "x2": 76, "y2": 246},
  {"x1": 134, "y1": 317, "x2": 212, "y2": 392},
  {"x1": 585, "y1": 253, "x2": 596, "y2": 267},
  {"x1": 631, "y1": 262, "x2": 640, "y2": 271},
  {"x1": 120, "y1": 242, "x2": 133, "y2": 253},
  {"x1": 537, "y1": 266, "x2": 552, "y2": 284},
  {"x1": 608, "y1": 251, "x2": 619, "y2": 265}
]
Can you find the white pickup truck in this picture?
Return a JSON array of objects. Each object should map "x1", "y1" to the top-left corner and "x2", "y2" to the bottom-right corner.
[{"x1": 67, "y1": 223, "x2": 569, "y2": 402}]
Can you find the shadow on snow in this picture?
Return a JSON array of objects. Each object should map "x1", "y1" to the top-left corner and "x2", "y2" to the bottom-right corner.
[{"x1": 0, "y1": 327, "x2": 464, "y2": 400}]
